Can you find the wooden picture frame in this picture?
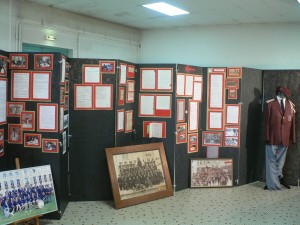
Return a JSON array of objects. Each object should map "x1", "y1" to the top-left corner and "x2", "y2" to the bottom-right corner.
[
  {"x1": 100, "y1": 60, "x2": 115, "y2": 74},
  {"x1": 37, "y1": 103, "x2": 58, "y2": 132},
  {"x1": 24, "y1": 133, "x2": 41, "y2": 148},
  {"x1": 190, "y1": 158, "x2": 233, "y2": 187},
  {"x1": 20, "y1": 111, "x2": 35, "y2": 131},
  {"x1": 105, "y1": 142, "x2": 173, "y2": 209},
  {"x1": 7, "y1": 102, "x2": 25, "y2": 117},
  {"x1": 9, "y1": 53, "x2": 28, "y2": 69},
  {"x1": 34, "y1": 54, "x2": 54, "y2": 70},
  {"x1": 8, "y1": 124, "x2": 22, "y2": 144},
  {"x1": 42, "y1": 138, "x2": 59, "y2": 153},
  {"x1": 0, "y1": 55, "x2": 8, "y2": 76}
]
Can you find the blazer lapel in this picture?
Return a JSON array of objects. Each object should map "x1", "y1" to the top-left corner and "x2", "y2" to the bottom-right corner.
[{"x1": 274, "y1": 100, "x2": 284, "y2": 115}]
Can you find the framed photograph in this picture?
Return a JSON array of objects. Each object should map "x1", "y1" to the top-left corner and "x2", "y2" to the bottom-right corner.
[
  {"x1": 24, "y1": 133, "x2": 41, "y2": 148},
  {"x1": 0, "y1": 129, "x2": 4, "y2": 142},
  {"x1": 34, "y1": 54, "x2": 54, "y2": 70},
  {"x1": 8, "y1": 124, "x2": 22, "y2": 144},
  {"x1": 60, "y1": 87, "x2": 65, "y2": 104},
  {"x1": 176, "y1": 123, "x2": 187, "y2": 144},
  {"x1": 225, "y1": 78, "x2": 239, "y2": 89},
  {"x1": 118, "y1": 87, "x2": 125, "y2": 106},
  {"x1": 0, "y1": 165, "x2": 57, "y2": 225},
  {"x1": 105, "y1": 142, "x2": 173, "y2": 209},
  {"x1": 7, "y1": 102, "x2": 25, "y2": 117},
  {"x1": 9, "y1": 53, "x2": 28, "y2": 69},
  {"x1": 228, "y1": 88, "x2": 238, "y2": 99},
  {"x1": 202, "y1": 131, "x2": 222, "y2": 146},
  {"x1": 65, "y1": 79, "x2": 69, "y2": 93},
  {"x1": 190, "y1": 158, "x2": 233, "y2": 187},
  {"x1": 224, "y1": 126, "x2": 240, "y2": 147},
  {"x1": 127, "y1": 65, "x2": 135, "y2": 78},
  {"x1": 0, "y1": 141, "x2": 3, "y2": 156},
  {"x1": 188, "y1": 133, "x2": 198, "y2": 153},
  {"x1": 64, "y1": 95, "x2": 69, "y2": 111},
  {"x1": 0, "y1": 55, "x2": 8, "y2": 76},
  {"x1": 228, "y1": 67, "x2": 242, "y2": 78},
  {"x1": 42, "y1": 139, "x2": 59, "y2": 153},
  {"x1": 100, "y1": 60, "x2": 115, "y2": 74},
  {"x1": 20, "y1": 111, "x2": 35, "y2": 131}
]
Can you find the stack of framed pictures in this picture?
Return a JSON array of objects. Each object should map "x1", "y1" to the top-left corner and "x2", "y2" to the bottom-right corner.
[{"x1": 106, "y1": 142, "x2": 173, "y2": 209}]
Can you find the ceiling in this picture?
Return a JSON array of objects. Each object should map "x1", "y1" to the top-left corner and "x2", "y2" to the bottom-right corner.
[{"x1": 26, "y1": 0, "x2": 300, "y2": 29}]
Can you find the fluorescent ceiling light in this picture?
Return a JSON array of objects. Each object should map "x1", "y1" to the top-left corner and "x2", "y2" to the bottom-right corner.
[{"x1": 143, "y1": 2, "x2": 189, "y2": 16}]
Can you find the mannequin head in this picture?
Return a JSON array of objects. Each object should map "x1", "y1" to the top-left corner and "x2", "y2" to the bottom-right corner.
[{"x1": 275, "y1": 86, "x2": 290, "y2": 99}]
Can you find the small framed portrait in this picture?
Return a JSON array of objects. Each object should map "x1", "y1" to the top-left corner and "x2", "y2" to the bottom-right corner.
[
  {"x1": 64, "y1": 95, "x2": 69, "y2": 111},
  {"x1": 105, "y1": 142, "x2": 173, "y2": 209},
  {"x1": 34, "y1": 54, "x2": 54, "y2": 70},
  {"x1": 176, "y1": 123, "x2": 187, "y2": 144},
  {"x1": 7, "y1": 102, "x2": 25, "y2": 117},
  {"x1": 188, "y1": 133, "x2": 198, "y2": 153},
  {"x1": 100, "y1": 61, "x2": 115, "y2": 74},
  {"x1": 24, "y1": 133, "x2": 41, "y2": 148},
  {"x1": 190, "y1": 158, "x2": 233, "y2": 188},
  {"x1": 9, "y1": 53, "x2": 28, "y2": 69},
  {"x1": 202, "y1": 131, "x2": 222, "y2": 146},
  {"x1": 65, "y1": 79, "x2": 69, "y2": 93},
  {"x1": 0, "y1": 55, "x2": 8, "y2": 76},
  {"x1": 42, "y1": 139, "x2": 59, "y2": 153},
  {"x1": 60, "y1": 87, "x2": 65, "y2": 104},
  {"x1": 228, "y1": 88, "x2": 238, "y2": 99},
  {"x1": 225, "y1": 78, "x2": 239, "y2": 89},
  {"x1": 20, "y1": 111, "x2": 35, "y2": 131},
  {"x1": 8, "y1": 124, "x2": 22, "y2": 144}
]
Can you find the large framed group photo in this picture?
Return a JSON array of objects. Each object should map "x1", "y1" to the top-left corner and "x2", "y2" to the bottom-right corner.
[
  {"x1": 0, "y1": 165, "x2": 57, "y2": 225},
  {"x1": 106, "y1": 142, "x2": 173, "y2": 209},
  {"x1": 190, "y1": 158, "x2": 233, "y2": 188}
]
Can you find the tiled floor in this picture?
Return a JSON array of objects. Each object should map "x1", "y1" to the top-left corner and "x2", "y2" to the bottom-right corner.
[{"x1": 40, "y1": 182, "x2": 300, "y2": 225}]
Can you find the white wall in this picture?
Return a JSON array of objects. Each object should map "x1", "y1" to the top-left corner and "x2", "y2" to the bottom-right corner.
[
  {"x1": 0, "y1": 0, "x2": 141, "y2": 63},
  {"x1": 139, "y1": 23, "x2": 300, "y2": 70}
]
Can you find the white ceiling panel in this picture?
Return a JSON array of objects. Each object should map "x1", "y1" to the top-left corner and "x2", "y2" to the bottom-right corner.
[{"x1": 25, "y1": 0, "x2": 300, "y2": 29}]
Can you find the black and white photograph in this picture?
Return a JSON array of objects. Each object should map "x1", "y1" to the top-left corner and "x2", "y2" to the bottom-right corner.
[
  {"x1": 0, "y1": 165, "x2": 57, "y2": 225},
  {"x1": 106, "y1": 142, "x2": 173, "y2": 209},
  {"x1": 113, "y1": 150, "x2": 166, "y2": 200},
  {"x1": 202, "y1": 132, "x2": 222, "y2": 146},
  {"x1": 34, "y1": 54, "x2": 53, "y2": 70},
  {"x1": 225, "y1": 127, "x2": 239, "y2": 137},
  {"x1": 7, "y1": 102, "x2": 25, "y2": 117},
  {"x1": 24, "y1": 133, "x2": 41, "y2": 148},
  {"x1": 9, "y1": 54, "x2": 28, "y2": 69},
  {"x1": 190, "y1": 158, "x2": 233, "y2": 188}
]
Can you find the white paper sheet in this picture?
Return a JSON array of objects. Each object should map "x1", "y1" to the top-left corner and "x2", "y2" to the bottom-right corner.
[
  {"x1": 141, "y1": 69, "x2": 155, "y2": 90},
  {"x1": 38, "y1": 105, "x2": 57, "y2": 130},
  {"x1": 176, "y1": 74, "x2": 185, "y2": 95},
  {"x1": 177, "y1": 100, "x2": 185, "y2": 122},
  {"x1": 149, "y1": 123, "x2": 163, "y2": 138},
  {"x1": 209, "y1": 73, "x2": 224, "y2": 109},
  {"x1": 117, "y1": 110, "x2": 124, "y2": 131},
  {"x1": 84, "y1": 66, "x2": 100, "y2": 83},
  {"x1": 125, "y1": 111, "x2": 133, "y2": 132},
  {"x1": 12, "y1": 72, "x2": 30, "y2": 99},
  {"x1": 193, "y1": 82, "x2": 202, "y2": 101},
  {"x1": 0, "y1": 79, "x2": 7, "y2": 123},
  {"x1": 185, "y1": 75, "x2": 194, "y2": 96},
  {"x1": 157, "y1": 69, "x2": 172, "y2": 90},
  {"x1": 140, "y1": 95, "x2": 154, "y2": 115},
  {"x1": 120, "y1": 64, "x2": 127, "y2": 85},
  {"x1": 189, "y1": 101, "x2": 198, "y2": 131},
  {"x1": 156, "y1": 95, "x2": 170, "y2": 110},
  {"x1": 95, "y1": 85, "x2": 112, "y2": 108},
  {"x1": 75, "y1": 85, "x2": 93, "y2": 108},
  {"x1": 209, "y1": 111, "x2": 223, "y2": 129},
  {"x1": 32, "y1": 72, "x2": 50, "y2": 100},
  {"x1": 226, "y1": 105, "x2": 240, "y2": 124}
]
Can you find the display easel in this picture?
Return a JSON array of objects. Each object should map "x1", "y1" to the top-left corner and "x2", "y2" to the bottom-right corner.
[{"x1": 11, "y1": 158, "x2": 41, "y2": 225}]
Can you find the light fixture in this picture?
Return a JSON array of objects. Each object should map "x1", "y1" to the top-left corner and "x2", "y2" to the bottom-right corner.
[
  {"x1": 297, "y1": 0, "x2": 300, "y2": 4},
  {"x1": 142, "y1": 2, "x2": 189, "y2": 16},
  {"x1": 45, "y1": 35, "x2": 56, "y2": 41}
]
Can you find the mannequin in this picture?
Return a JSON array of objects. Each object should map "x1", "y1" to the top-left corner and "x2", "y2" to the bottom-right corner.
[{"x1": 263, "y1": 86, "x2": 296, "y2": 190}]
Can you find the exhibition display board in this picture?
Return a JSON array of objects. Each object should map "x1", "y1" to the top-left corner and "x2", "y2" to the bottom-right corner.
[
  {"x1": 0, "y1": 50, "x2": 69, "y2": 219},
  {"x1": 4, "y1": 47, "x2": 299, "y2": 212}
]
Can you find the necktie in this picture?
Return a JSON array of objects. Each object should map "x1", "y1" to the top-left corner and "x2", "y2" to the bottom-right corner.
[{"x1": 280, "y1": 99, "x2": 285, "y2": 114}]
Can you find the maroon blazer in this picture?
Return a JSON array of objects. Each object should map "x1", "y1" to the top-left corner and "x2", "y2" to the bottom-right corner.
[{"x1": 263, "y1": 99, "x2": 296, "y2": 147}]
